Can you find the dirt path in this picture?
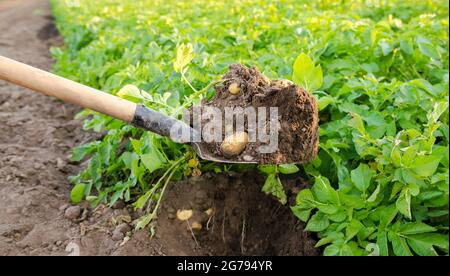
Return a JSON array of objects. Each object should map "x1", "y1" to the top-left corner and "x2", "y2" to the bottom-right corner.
[
  {"x1": 0, "y1": 0, "x2": 89, "y2": 255},
  {"x1": 0, "y1": 0, "x2": 153, "y2": 256},
  {"x1": 0, "y1": 0, "x2": 317, "y2": 256},
  {"x1": 0, "y1": 0, "x2": 157, "y2": 256}
]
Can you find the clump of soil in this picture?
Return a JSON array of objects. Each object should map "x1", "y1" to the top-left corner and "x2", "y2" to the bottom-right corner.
[{"x1": 200, "y1": 64, "x2": 319, "y2": 164}]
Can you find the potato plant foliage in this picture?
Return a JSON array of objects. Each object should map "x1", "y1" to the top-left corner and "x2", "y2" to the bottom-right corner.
[{"x1": 50, "y1": 0, "x2": 448, "y2": 255}]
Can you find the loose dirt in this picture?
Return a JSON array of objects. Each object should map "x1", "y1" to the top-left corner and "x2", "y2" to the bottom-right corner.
[
  {"x1": 199, "y1": 64, "x2": 319, "y2": 164},
  {"x1": 0, "y1": 0, "x2": 318, "y2": 256}
]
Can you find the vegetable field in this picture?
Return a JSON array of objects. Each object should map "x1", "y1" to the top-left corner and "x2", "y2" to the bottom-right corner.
[{"x1": 50, "y1": 0, "x2": 448, "y2": 256}]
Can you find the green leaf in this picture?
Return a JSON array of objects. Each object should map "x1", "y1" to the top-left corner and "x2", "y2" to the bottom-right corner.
[
  {"x1": 134, "y1": 190, "x2": 153, "y2": 209},
  {"x1": 86, "y1": 195, "x2": 98, "y2": 202},
  {"x1": 390, "y1": 147, "x2": 401, "y2": 167},
  {"x1": 339, "y1": 193, "x2": 365, "y2": 209},
  {"x1": 345, "y1": 241, "x2": 364, "y2": 256},
  {"x1": 407, "y1": 238, "x2": 438, "y2": 256},
  {"x1": 292, "y1": 52, "x2": 323, "y2": 92},
  {"x1": 278, "y1": 164, "x2": 299, "y2": 174},
  {"x1": 305, "y1": 212, "x2": 329, "y2": 232},
  {"x1": 258, "y1": 165, "x2": 277, "y2": 174},
  {"x1": 117, "y1": 84, "x2": 145, "y2": 103},
  {"x1": 396, "y1": 190, "x2": 412, "y2": 219},
  {"x1": 402, "y1": 146, "x2": 418, "y2": 167},
  {"x1": 395, "y1": 168, "x2": 423, "y2": 186},
  {"x1": 350, "y1": 113, "x2": 366, "y2": 134},
  {"x1": 109, "y1": 189, "x2": 123, "y2": 207},
  {"x1": 317, "y1": 95, "x2": 334, "y2": 110},
  {"x1": 174, "y1": 43, "x2": 194, "y2": 73},
  {"x1": 390, "y1": 182, "x2": 403, "y2": 200},
  {"x1": 361, "y1": 62, "x2": 379, "y2": 73},
  {"x1": 428, "y1": 101, "x2": 449, "y2": 124},
  {"x1": 124, "y1": 188, "x2": 131, "y2": 202},
  {"x1": 379, "y1": 204, "x2": 398, "y2": 227},
  {"x1": 70, "y1": 142, "x2": 99, "y2": 162},
  {"x1": 312, "y1": 176, "x2": 339, "y2": 204},
  {"x1": 70, "y1": 183, "x2": 86, "y2": 204},
  {"x1": 130, "y1": 139, "x2": 142, "y2": 155},
  {"x1": 379, "y1": 40, "x2": 393, "y2": 56},
  {"x1": 316, "y1": 232, "x2": 345, "y2": 247},
  {"x1": 367, "y1": 183, "x2": 381, "y2": 202},
  {"x1": 418, "y1": 42, "x2": 440, "y2": 59},
  {"x1": 295, "y1": 189, "x2": 315, "y2": 208},
  {"x1": 410, "y1": 155, "x2": 441, "y2": 177},
  {"x1": 400, "y1": 222, "x2": 436, "y2": 235},
  {"x1": 323, "y1": 244, "x2": 340, "y2": 256},
  {"x1": 346, "y1": 219, "x2": 364, "y2": 241},
  {"x1": 389, "y1": 233, "x2": 413, "y2": 256},
  {"x1": 317, "y1": 204, "x2": 339, "y2": 214},
  {"x1": 400, "y1": 40, "x2": 414, "y2": 55},
  {"x1": 99, "y1": 139, "x2": 112, "y2": 164},
  {"x1": 262, "y1": 174, "x2": 287, "y2": 204},
  {"x1": 121, "y1": 152, "x2": 139, "y2": 169},
  {"x1": 406, "y1": 233, "x2": 449, "y2": 252},
  {"x1": 141, "y1": 153, "x2": 164, "y2": 174},
  {"x1": 341, "y1": 103, "x2": 385, "y2": 126},
  {"x1": 328, "y1": 210, "x2": 347, "y2": 222},
  {"x1": 135, "y1": 213, "x2": 154, "y2": 230},
  {"x1": 377, "y1": 231, "x2": 389, "y2": 256},
  {"x1": 350, "y1": 164, "x2": 374, "y2": 192},
  {"x1": 291, "y1": 206, "x2": 312, "y2": 221},
  {"x1": 140, "y1": 141, "x2": 166, "y2": 174}
]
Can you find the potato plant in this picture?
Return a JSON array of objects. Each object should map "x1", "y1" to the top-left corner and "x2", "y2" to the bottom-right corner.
[{"x1": 50, "y1": 0, "x2": 448, "y2": 255}]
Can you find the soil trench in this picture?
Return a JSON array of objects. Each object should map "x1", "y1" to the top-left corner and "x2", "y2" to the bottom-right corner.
[{"x1": 0, "y1": 0, "x2": 317, "y2": 256}]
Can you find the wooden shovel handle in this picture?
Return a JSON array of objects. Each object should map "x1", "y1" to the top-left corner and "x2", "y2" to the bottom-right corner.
[{"x1": 0, "y1": 55, "x2": 136, "y2": 123}]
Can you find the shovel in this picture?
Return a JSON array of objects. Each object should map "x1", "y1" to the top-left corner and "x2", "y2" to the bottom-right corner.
[{"x1": 0, "y1": 55, "x2": 255, "y2": 164}]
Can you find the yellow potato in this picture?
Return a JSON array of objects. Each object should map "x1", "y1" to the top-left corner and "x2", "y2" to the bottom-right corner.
[
  {"x1": 190, "y1": 221, "x2": 202, "y2": 231},
  {"x1": 228, "y1": 82, "x2": 241, "y2": 95},
  {"x1": 176, "y1": 209, "x2": 193, "y2": 221},
  {"x1": 220, "y1": 132, "x2": 248, "y2": 157},
  {"x1": 205, "y1": 208, "x2": 214, "y2": 217}
]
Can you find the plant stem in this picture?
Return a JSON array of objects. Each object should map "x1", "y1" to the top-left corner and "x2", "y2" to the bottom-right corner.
[
  {"x1": 180, "y1": 78, "x2": 225, "y2": 110},
  {"x1": 182, "y1": 72, "x2": 199, "y2": 93},
  {"x1": 142, "y1": 155, "x2": 187, "y2": 212},
  {"x1": 137, "y1": 155, "x2": 187, "y2": 229},
  {"x1": 149, "y1": 164, "x2": 177, "y2": 220},
  {"x1": 154, "y1": 155, "x2": 185, "y2": 187}
]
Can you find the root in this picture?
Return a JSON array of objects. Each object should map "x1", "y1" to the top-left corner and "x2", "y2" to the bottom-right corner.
[
  {"x1": 186, "y1": 220, "x2": 199, "y2": 248},
  {"x1": 221, "y1": 209, "x2": 226, "y2": 244},
  {"x1": 240, "y1": 216, "x2": 246, "y2": 254}
]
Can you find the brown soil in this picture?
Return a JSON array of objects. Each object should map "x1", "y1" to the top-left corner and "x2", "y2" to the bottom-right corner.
[
  {"x1": 158, "y1": 171, "x2": 318, "y2": 255},
  {"x1": 200, "y1": 64, "x2": 319, "y2": 164},
  {"x1": 0, "y1": 0, "x2": 318, "y2": 256}
]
